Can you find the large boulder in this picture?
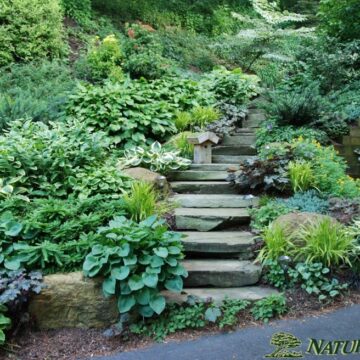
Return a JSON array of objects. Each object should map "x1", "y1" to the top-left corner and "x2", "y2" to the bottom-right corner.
[
  {"x1": 29, "y1": 272, "x2": 118, "y2": 329},
  {"x1": 273, "y1": 212, "x2": 338, "y2": 245},
  {"x1": 123, "y1": 167, "x2": 169, "y2": 191}
]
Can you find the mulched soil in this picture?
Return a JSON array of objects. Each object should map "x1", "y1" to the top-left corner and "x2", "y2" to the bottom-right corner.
[{"x1": 1, "y1": 288, "x2": 359, "y2": 360}]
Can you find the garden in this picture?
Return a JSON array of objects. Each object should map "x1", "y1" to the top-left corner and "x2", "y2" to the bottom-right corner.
[{"x1": 0, "y1": 0, "x2": 359, "y2": 359}]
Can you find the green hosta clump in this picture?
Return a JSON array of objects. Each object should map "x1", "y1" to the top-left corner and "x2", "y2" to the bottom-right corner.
[
  {"x1": 83, "y1": 215, "x2": 187, "y2": 318},
  {"x1": 120, "y1": 141, "x2": 191, "y2": 174}
]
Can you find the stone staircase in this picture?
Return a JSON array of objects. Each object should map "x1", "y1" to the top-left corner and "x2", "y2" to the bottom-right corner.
[{"x1": 168, "y1": 106, "x2": 278, "y2": 302}]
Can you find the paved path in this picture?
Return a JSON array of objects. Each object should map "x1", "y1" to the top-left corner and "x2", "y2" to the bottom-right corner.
[{"x1": 93, "y1": 305, "x2": 360, "y2": 360}]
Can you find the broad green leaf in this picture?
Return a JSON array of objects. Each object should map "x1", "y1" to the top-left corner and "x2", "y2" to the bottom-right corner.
[
  {"x1": 124, "y1": 255, "x2": 137, "y2": 266},
  {"x1": 142, "y1": 273, "x2": 158, "y2": 288},
  {"x1": 83, "y1": 255, "x2": 99, "y2": 272},
  {"x1": 128, "y1": 275, "x2": 144, "y2": 291},
  {"x1": 135, "y1": 288, "x2": 151, "y2": 305},
  {"x1": 139, "y1": 305, "x2": 154, "y2": 318},
  {"x1": 168, "y1": 265, "x2": 188, "y2": 277},
  {"x1": 149, "y1": 294, "x2": 166, "y2": 315},
  {"x1": 154, "y1": 247, "x2": 168, "y2": 258},
  {"x1": 165, "y1": 276, "x2": 183, "y2": 293},
  {"x1": 205, "y1": 307, "x2": 221, "y2": 323},
  {"x1": 118, "y1": 243, "x2": 130, "y2": 257},
  {"x1": 118, "y1": 295, "x2": 136, "y2": 313},
  {"x1": 4, "y1": 257, "x2": 22, "y2": 271},
  {"x1": 5, "y1": 222, "x2": 23, "y2": 237},
  {"x1": 111, "y1": 266, "x2": 130, "y2": 281},
  {"x1": 168, "y1": 246, "x2": 181, "y2": 255},
  {"x1": 150, "y1": 255, "x2": 164, "y2": 268},
  {"x1": 102, "y1": 277, "x2": 116, "y2": 296}
]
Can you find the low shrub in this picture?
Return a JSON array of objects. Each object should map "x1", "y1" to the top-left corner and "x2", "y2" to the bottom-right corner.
[
  {"x1": 80, "y1": 34, "x2": 123, "y2": 82},
  {"x1": 167, "y1": 132, "x2": 194, "y2": 159},
  {"x1": 0, "y1": 61, "x2": 75, "y2": 127},
  {"x1": 61, "y1": 0, "x2": 92, "y2": 25},
  {"x1": 0, "y1": 0, "x2": 65, "y2": 66},
  {"x1": 83, "y1": 216, "x2": 187, "y2": 318},
  {"x1": 250, "y1": 202, "x2": 291, "y2": 230}
]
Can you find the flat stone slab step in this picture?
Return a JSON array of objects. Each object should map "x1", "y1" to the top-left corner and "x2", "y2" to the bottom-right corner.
[
  {"x1": 181, "y1": 231, "x2": 255, "y2": 254},
  {"x1": 164, "y1": 287, "x2": 279, "y2": 304},
  {"x1": 222, "y1": 135, "x2": 256, "y2": 146},
  {"x1": 168, "y1": 170, "x2": 228, "y2": 181},
  {"x1": 171, "y1": 194, "x2": 258, "y2": 208},
  {"x1": 213, "y1": 145, "x2": 257, "y2": 156},
  {"x1": 175, "y1": 208, "x2": 250, "y2": 231},
  {"x1": 189, "y1": 164, "x2": 240, "y2": 171},
  {"x1": 183, "y1": 259, "x2": 261, "y2": 287},
  {"x1": 212, "y1": 155, "x2": 256, "y2": 163},
  {"x1": 171, "y1": 181, "x2": 237, "y2": 194}
]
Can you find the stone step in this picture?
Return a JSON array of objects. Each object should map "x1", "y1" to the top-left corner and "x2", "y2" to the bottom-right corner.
[
  {"x1": 164, "y1": 287, "x2": 279, "y2": 304},
  {"x1": 212, "y1": 155, "x2": 256, "y2": 163},
  {"x1": 189, "y1": 164, "x2": 240, "y2": 171},
  {"x1": 181, "y1": 231, "x2": 255, "y2": 255},
  {"x1": 183, "y1": 259, "x2": 261, "y2": 287},
  {"x1": 342, "y1": 136, "x2": 360, "y2": 146},
  {"x1": 171, "y1": 194, "x2": 258, "y2": 208},
  {"x1": 235, "y1": 128, "x2": 256, "y2": 134},
  {"x1": 168, "y1": 170, "x2": 228, "y2": 181},
  {"x1": 171, "y1": 181, "x2": 237, "y2": 194},
  {"x1": 222, "y1": 135, "x2": 256, "y2": 146},
  {"x1": 350, "y1": 128, "x2": 360, "y2": 137},
  {"x1": 175, "y1": 208, "x2": 250, "y2": 231},
  {"x1": 213, "y1": 145, "x2": 257, "y2": 156}
]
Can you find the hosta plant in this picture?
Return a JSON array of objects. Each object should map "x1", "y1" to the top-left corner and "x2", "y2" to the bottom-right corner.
[
  {"x1": 120, "y1": 142, "x2": 191, "y2": 174},
  {"x1": 83, "y1": 215, "x2": 187, "y2": 318}
]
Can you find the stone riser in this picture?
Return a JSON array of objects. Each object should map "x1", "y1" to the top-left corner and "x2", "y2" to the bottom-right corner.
[
  {"x1": 175, "y1": 208, "x2": 250, "y2": 231},
  {"x1": 212, "y1": 155, "x2": 256, "y2": 163},
  {"x1": 222, "y1": 135, "x2": 256, "y2": 146},
  {"x1": 172, "y1": 194, "x2": 258, "y2": 208},
  {"x1": 168, "y1": 171, "x2": 229, "y2": 181},
  {"x1": 171, "y1": 181, "x2": 238, "y2": 194},
  {"x1": 183, "y1": 260, "x2": 261, "y2": 288},
  {"x1": 213, "y1": 145, "x2": 257, "y2": 156}
]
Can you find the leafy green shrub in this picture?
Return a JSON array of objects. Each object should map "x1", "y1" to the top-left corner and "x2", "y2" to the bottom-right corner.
[
  {"x1": 203, "y1": 67, "x2": 260, "y2": 105},
  {"x1": 288, "y1": 160, "x2": 314, "y2": 192},
  {"x1": 0, "y1": 195, "x2": 129, "y2": 272},
  {"x1": 67, "y1": 76, "x2": 211, "y2": 147},
  {"x1": 0, "y1": 61, "x2": 75, "y2": 127},
  {"x1": 0, "y1": 120, "x2": 124, "y2": 198},
  {"x1": 318, "y1": 0, "x2": 360, "y2": 41},
  {"x1": 258, "y1": 224, "x2": 293, "y2": 263},
  {"x1": 120, "y1": 142, "x2": 191, "y2": 174},
  {"x1": 263, "y1": 259, "x2": 293, "y2": 289},
  {"x1": 255, "y1": 121, "x2": 328, "y2": 148},
  {"x1": 80, "y1": 35, "x2": 123, "y2": 82},
  {"x1": 258, "y1": 139, "x2": 360, "y2": 198},
  {"x1": 83, "y1": 216, "x2": 187, "y2": 318},
  {"x1": 251, "y1": 294, "x2": 287, "y2": 323},
  {"x1": 250, "y1": 202, "x2": 291, "y2": 230},
  {"x1": 61, "y1": 0, "x2": 92, "y2": 25},
  {"x1": 123, "y1": 24, "x2": 171, "y2": 80},
  {"x1": 296, "y1": 218, "x2": 355, "y2": 267},
  {"x1": 265, "y1": 83, "x2": 325, "y2": 126},
  {"x1": 0, "y1": 0, "x2": 65, "y2": 66},
  {"x1": 124, "y1": 182, "x2": 157, "y2": 223}
]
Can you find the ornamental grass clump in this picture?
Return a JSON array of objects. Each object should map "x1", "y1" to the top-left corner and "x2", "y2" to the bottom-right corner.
[{"x1": 296, "y1": 218, "x2": 355, "y2": 267}]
